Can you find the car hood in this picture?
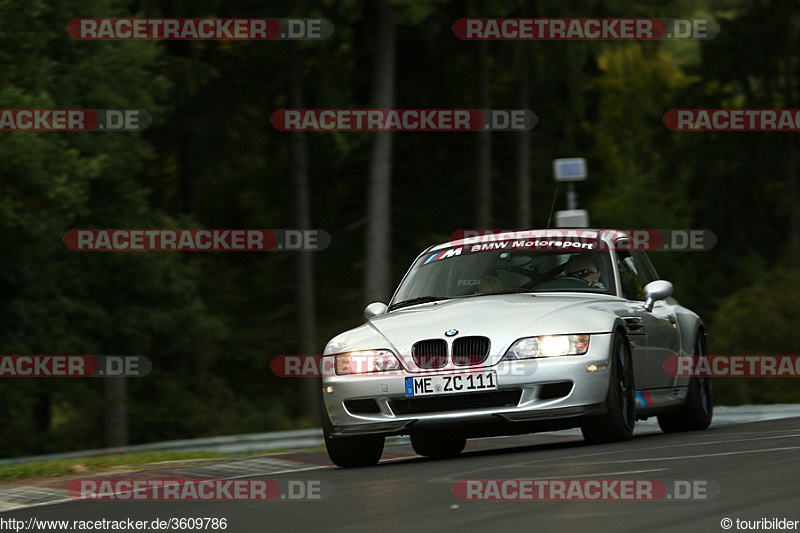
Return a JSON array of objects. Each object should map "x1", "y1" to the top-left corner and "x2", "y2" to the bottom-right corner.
[{"x1": 324, "y1": 294, "x2": 620, "y2": 364}]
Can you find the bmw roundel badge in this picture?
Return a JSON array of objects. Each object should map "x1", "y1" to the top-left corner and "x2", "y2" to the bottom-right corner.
[{"x1": 445, "y1": 329, "x2": 458, "y2": 337}]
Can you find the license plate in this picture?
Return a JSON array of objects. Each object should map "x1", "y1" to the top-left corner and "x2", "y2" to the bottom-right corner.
[{"x1": 404, "y1": 371, "x2": 497, "y2": 397}]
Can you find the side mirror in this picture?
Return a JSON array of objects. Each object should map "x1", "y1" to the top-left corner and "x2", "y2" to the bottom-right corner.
[
  {"x1": 643, "y1": 280, "x2": 673, "y2": 312},
  {"x1": 364, "y1": 302, "x2": 388, "y2": 319}
]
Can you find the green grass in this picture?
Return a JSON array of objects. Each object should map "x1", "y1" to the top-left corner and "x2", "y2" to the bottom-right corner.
[{"x1": 0, "y1": 449, "x2": 278, "y2": 483}]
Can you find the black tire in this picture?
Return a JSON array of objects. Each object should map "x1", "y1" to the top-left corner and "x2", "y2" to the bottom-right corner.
[
  {"x1": 658, "y1": 332, "x2": 713, "y2": 433},
  {"x1": 581, "y1": 332, "x2": 636, "y2": 444},
  {"x1": 322, "y1": 402, "x2": 384, "y2": 468},
  {"x1": 410, "y1": 432, "x2": 466, "y2": 458}
]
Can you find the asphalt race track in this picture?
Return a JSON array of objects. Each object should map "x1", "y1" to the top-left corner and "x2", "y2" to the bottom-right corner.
[{"x1": 4, "y1": 417, "x2": 799, "y2": 533}]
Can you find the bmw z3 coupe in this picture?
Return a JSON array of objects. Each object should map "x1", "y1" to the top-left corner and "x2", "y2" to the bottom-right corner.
[{"x1": 321, "y1": 230, "x2": 712, "y2": 467}]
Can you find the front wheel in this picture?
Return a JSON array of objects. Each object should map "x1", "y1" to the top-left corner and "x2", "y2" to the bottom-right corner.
[
  {"x1": 581, "y1": 332, "x2": 635, "y2": 444},
  {"x1": 658, "y1": 332, "x2": 713, "y2": 433},
  {"x1": 322, "y1": 402, "x2": 384, "y2": 468}
]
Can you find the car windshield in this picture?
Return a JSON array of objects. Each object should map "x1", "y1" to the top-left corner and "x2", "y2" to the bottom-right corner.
[{"x1": 390, "y1": 246, "x2": 616, "y2": 309}]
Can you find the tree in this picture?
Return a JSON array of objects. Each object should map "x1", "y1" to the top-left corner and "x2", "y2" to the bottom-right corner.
[
  {"x1": 290, "y1": 49, "x2": 320, "y2": 423},
  {"x1": 0, "y1": 0, "x2": 216, "y2": 455},
  {"x1": 364, "y1": 0, "x2": 396, "y2": 304}
]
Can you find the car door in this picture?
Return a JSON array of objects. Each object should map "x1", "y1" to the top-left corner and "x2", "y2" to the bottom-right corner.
[
  {"x1": 615, "y1": 251, "x2": 680, "y2": 391},
  {"x1": 614, "y1": 251, "x2": 654, "y2": 390},
  {"x1": 633, "y1": 251, "x2": 681, "y2": 389}
]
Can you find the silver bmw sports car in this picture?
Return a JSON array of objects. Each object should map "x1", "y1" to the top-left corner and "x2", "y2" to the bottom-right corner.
[{"x1": 321, "y1": 230, "x2": 712, "y2": 467}]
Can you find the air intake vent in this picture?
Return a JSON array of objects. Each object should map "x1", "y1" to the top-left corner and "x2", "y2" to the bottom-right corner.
[
  {"x1": 412, "y1": 339, "x2": 448, "y2": 369},
  {"x1": 390, "y1": 390, "x2": 522, "y2": 415},
  {"x1": 452, "y1": 336, "x2": 490, "y2": 366}
]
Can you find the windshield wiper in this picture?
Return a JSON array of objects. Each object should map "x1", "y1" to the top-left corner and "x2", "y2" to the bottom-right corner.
[
  {"x1": 474, "y1": 287, "x2": 537, "y2": 296},
  {"x1": 388, "y1": 296, "x2": 450, "y2": 311}
]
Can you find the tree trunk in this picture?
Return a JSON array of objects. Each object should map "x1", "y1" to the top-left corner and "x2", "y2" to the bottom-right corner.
[
  {"x1": 291, "y1": 52, "x2": 320, "y2": 424},
  {"x1": 364, "y1": 0, "x2": 395, "y2": 304},
  {"x1": 784, "y1": 31, "x2": 799, "y2": 248},
  {"x1": 476, "y1": 37, "x2": 492, "y2": 228},
  {"x1": 516, "y1": 47, "x2": 531, "y2": 228},
  {"x1": 32, "y1": 392, "x2": 51, "y2": 433},
  {"x1": 103, "y1": 377, "x2": 127, "y2": 448}
]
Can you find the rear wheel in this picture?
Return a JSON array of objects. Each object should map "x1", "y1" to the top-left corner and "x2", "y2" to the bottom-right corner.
[
  {"x1": 410, "y1": 432, "x2": 466, "y2": 458},
  {"x1": 581, "y1": 332, "x2": 635, "y2": 444},
  {"x1": 322, "y1": 402, "x2": 384, "y2": 468},
  {"x1": 658, "y1": 332, "x2": 713, "y2": 433}
]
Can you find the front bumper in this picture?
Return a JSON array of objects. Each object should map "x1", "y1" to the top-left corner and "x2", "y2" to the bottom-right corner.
[{"x1": 323, "y1": 333, "x2": 614, "y2": 437}]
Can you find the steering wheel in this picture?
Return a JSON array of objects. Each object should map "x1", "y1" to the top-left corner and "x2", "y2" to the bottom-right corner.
[
  {"x1": 535, "y1": 277, "x2": 592, "y2": 290},
  {"x1": 563, "y1": 276, "x2": 591, "y2": 285}
]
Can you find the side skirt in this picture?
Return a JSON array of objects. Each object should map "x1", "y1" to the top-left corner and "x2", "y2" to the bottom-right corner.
[{"x1": 635, "y1": 387, "x2": 688, "y2": 419}]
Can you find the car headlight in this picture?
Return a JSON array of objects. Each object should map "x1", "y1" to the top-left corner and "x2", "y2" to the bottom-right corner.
[
  {"x1": 335, "y1": 350, "x2": 401, "y2": 375},
  {"x1": 503, "y1": 335, "x2": 590, "y2": 359}
]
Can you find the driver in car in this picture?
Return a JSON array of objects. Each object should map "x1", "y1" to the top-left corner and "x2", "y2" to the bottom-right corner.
[{"x1": 564, "y1": 255, "x2": 606, "y2": 289}]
